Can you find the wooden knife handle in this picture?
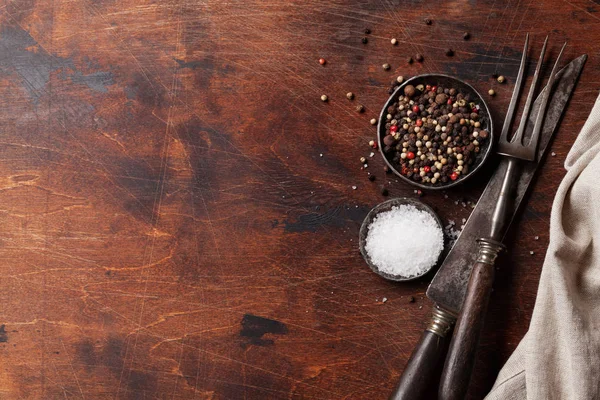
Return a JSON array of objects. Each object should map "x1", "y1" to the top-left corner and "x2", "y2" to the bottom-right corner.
[
  {"x1": 389, "y1": 306, "x2": 455, "y2": 400},
  {"x1": 438, "y1": 239, "x2": 504, "y2": 400}
]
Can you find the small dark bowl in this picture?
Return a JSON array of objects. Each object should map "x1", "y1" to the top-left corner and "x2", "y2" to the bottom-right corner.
[
  {"x1": 378, "y1": 74, "x2": 494, "y2": 190},
  {"x1": 359, "y1": 198, "x2": 445, "y2": 282}
]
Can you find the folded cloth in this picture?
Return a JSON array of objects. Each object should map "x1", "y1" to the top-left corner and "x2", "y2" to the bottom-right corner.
[{"x1": 485, "y1": 94, "x2": 600, "y2": 400}]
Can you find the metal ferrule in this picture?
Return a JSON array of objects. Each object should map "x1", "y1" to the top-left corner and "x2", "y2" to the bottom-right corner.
[
  {"x1": 426, "y1": 306, "x2": 456, "y2": 337},
  {"x1": 476, "y1": 238, "x2": 505, "y2": 265}
]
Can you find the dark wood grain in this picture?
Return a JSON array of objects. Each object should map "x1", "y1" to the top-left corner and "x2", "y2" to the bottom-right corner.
[
  {"x1": 0, "y1": 0, "x2": 597, "y2": 399},
  {"x1": 439, "y1": 261, "x2": 496, "y2": 400}
]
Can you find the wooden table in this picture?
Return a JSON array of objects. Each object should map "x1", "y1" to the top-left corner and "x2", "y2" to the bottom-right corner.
[{"x1": 0, "y1": 1, "x2": 596, "y2": 398}]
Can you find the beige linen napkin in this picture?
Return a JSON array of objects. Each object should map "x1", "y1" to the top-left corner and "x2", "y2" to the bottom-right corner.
[{"x1": 485, "y1": 94, "x2": 600, "y2": 399}]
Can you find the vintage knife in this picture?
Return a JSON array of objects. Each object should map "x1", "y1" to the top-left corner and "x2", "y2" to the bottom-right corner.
[{"x1": 389, "y1": 54, "x2": 587, "y2": 400}]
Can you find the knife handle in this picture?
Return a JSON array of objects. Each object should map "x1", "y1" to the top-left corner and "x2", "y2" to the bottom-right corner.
[
  {"x1": 438, "y1": 239, "x2": 504, "y2": 400},
  {"x1": 389, "y1": 306, "x2": 456, "y2": 400}
]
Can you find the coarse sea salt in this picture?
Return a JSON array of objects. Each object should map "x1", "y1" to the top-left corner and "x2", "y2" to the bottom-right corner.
[{"x1": 365, "y1": 205, "x2": 444, "y2": 278}]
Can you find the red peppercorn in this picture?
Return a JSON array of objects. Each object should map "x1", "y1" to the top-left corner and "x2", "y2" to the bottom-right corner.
[
  {"x1": 402, "y1": 167, "x2": 409, "y2": 175},
  {"x1": 390, "y1": 125, "x2": 398, "y2": 132},
  {"x1": 416, "y1": 119, "x2": 423, "y2": 127},
  {"x1": 424, "y1": 166, "x2": 431, "y2": 173},
  {"x1": 413, "y1": 167, "x2": 419, "y2": 173},
  {"x1": 447, "y1": 99, "x2": 453, "y2": 105},
  {"x1": 407, "y1": 152, "x2": 415, "y2": 159},
  {"x1": 431, "y1": 86, "x2": 437, "y2": 93},
  {"x1": 471, "y1": 107, "x2": 479, "y2": 113},
  {"x1": 412, "y1": 105, "x2": 420, "y2": 113},
  {"x1": 450, "y1": 172, "x2": 459, "y2": 181},
  {"x1": 426, "y1": 84, "x2": 432, "y2": 91},
  {"x1": 319, "y1": 58, "x2": 326, "y2": 65}
]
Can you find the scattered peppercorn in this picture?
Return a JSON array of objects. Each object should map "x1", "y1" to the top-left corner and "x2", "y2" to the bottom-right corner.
[
  {"x1": 551, "y1": 152, "x2": 556, "y2": 157},
  {"x1": 425, "y1": 18, "x2": 432, "y2": 25},
  {"x1": 463, "y1": 32, "x2": 471, "y2": 40},
  {"x1": 364, "y1": 28, "x2": 371, "y2": 34},
  {"x1": 415, "y1": 54, "x2": 424, "y2": 62},
  {"x1": 492, "y1": 73, "x2": 499, "y2": 79},
  {"x1": 408, "y1": 57, "x2": 414, "y2": 64},
  {"x1": 530, "y1": 251, "x2": 535, "y2": 255},
  {"x1": 488, "y1": 89, "x2": 496, "y2": 96},
  {"x1": 370, "y1": 118, "x2": 377, "y2": 125},
  {"x1": 534, "y1": 235, "x2": 540, "y2": 240},
  {"x1": 346, "y1": 92, "x2": 354, "y2": 100},
  {"x1": 409, "y1": 296, "x2": 415, "y2": 303},
  {"x1": 397, "y1": 75, "x2": 404, "y2": 84},
  {"x1": 360, "y1": 157, "x2": 367, "y2": 163},
  {"x1": 357, "y1": 104, "x2": 365, "y2": 113},
  {"x1": 383, "y1": 63, "x2": 391, "y2": 70},
  {"x1": 391, "y1": 38, "x2": 398, "y2": 45},
  {"x1": 383, "y1": 166, "x2": 390, "y2": 173},
  {"x1": 445, "y1": 49, "x2": 454, "y2": 57},
  {"x1": 381, "y1": 187, "x2": 389, "y2": 196},
  {"x1": 319, "y1": 58, "x2": 326, "y2": 65},
  {"x1": 497, "y1": 75, "x2": 506, "y2": 83},
  {"x1": 368, "y1": 175, "x2": 376, "y2": 181},
  {"x1": 362, "y1": 37, "x2": 368, "y2": 44},
  {"x1": 320, "y1": 94, "x2": 328, "y2": 102}
]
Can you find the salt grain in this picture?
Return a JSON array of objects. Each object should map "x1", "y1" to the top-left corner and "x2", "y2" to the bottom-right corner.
[{"x1": 365, "y1": 205, "x2": 444, "y2": 278}]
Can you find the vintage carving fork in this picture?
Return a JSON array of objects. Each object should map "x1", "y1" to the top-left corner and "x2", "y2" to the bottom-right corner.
[{"x1": 438, "y1": 34, "x2": 566, "y2": 400}]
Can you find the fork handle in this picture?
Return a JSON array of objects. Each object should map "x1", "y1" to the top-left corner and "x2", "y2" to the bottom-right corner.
[{"x1": 438, "y1": 239, "x2": 504, "y2": 400}]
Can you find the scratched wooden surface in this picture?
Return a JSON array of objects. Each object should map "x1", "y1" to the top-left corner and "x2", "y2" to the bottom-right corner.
[{"x1": 0, "y1": 0, "x2": 598, "y2": 399}]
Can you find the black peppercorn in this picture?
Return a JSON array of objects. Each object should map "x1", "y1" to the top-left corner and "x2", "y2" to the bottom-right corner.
[
  {"x1": 415, "y1": 54, "x2": 424, "y2": 62},
  {"x1": 463, "y1": 32, "x2": 471, "y2": 40},
  {"x1": 425, "y1": 18, "x2": 432, "y2": 25},
  {"x1": 408, "y1": 57, "x2": 414, "y2": 64},
  {"x1": 368, "y1": 175, "x2": 376, "y2": 182},
  {"x1": 361, "y1": 37, "x2": 368, "y2": 44},
  {"x1": 381, "y1": 187, "x2": 389, "y2": 196},
  {"x1": 409, "y1": 296, "x2": 415, "y2": 303},
  {"x1": 445, "y1": 49, "x2": 454, "y2": 57},
  {"x1": 364, "y1": 28, "x2": 371, "y2": 34}
]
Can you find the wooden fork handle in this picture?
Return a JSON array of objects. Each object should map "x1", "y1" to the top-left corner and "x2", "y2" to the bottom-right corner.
[
  {"x1": 438, "y1": 239, "x2": 504, "y2": 400},
  {"x1": 389, "y1": 307, "x2": 455, "y2": 400}
]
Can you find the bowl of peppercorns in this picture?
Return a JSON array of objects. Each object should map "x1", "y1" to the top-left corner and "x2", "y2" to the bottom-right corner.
[{"x1": 378, "y1": 74, "x2": 493, "y2": 189}]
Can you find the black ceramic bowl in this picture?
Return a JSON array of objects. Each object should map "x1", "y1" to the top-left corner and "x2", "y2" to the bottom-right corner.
[
  {"x1": 359, "y1": 198, "x2": 445, "y2": 282},
  {"x1": 378, "y1": 74, "x2": 494, "y2": 190}
]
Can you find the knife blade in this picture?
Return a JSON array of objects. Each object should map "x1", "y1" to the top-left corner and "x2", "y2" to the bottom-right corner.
[
  {"x1": 389, "y1": 54, "x2": 586, "y2": 400},
  {"x1": 427, "y1": 54, "x2": 587, "y2": 314}
]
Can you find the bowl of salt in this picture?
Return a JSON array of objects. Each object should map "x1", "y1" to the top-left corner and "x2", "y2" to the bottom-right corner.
[{"x1": 359, "y1": 198, "x2": 445, "y2": 281}]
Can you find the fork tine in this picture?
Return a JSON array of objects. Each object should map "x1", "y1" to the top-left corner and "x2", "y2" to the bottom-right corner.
[
  {"x1": 528, "y1": 41, "x2": 567, "y2": 155},
  {"x1": 512, "y1": 35, "x2": 549, "y2": 144},
  {"x1": 499, "y1": 33, "x2": 529, "y2": 144}
]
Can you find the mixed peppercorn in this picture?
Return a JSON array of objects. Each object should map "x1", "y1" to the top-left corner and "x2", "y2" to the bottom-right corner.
[{"x1": 381, "y1": 83, "x2": 489, "y2": 185}]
